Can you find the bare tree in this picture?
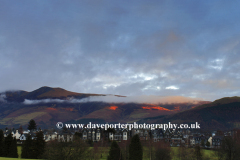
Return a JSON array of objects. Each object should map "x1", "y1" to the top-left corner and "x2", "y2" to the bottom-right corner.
[
  {"x1": 153, "y1": 140, "x2": 171, "y2": 160},
  {"x1": 44, "y1": 137, "x2": 89, "y2": 160}
]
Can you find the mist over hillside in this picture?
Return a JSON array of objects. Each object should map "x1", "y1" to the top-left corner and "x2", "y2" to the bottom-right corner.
[{"x1": 0, "y1": 86, "x2": 209, "y2": 129}]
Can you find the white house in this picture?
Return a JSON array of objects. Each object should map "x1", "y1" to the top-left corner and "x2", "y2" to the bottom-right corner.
[
  {"x1": 12, "y1": 130, "x2": 21, "y2": 140},
  {"x1": 123, "y1": 129, "x2": 128, "y2": 140},
  {"x1": 44, "y1": 132, "x2": 58, "y2": 141}
]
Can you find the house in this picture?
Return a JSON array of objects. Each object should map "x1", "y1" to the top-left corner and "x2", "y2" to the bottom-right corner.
[
  {"x1": 12, "y1": 130, "x2": 21, "y2": 140},
  {"x1": 131, "y1": 129, "x2": 151, "y2": 140},
  {"x1": 189, "y1": 136, "x2": 195, "y2": 146},
  {"x1": 113, "y1": 129, "x2": 123, "y2": 141},
  {"x1": 44, "y1": 132, "x2": 58, "y2": 141},
  {"x1": 19, "y1": 131, "x2": 36, "y2": 141},
  {"x1": 82, "y1": 129, "x2": 87, "y2": 140},
  {"x1": 151, "y1": 129, "x2": 164, "y2": 142},
  {"x1": 212, "y1": 136, "x2": 223, "y2": 148},
  {"x1": 164, "y1": 128, "x2": 172, "y2": 142},
  {"x1": 171, "y1": 130, "x2": 183, "y2": 146},
  {"x1": 208, "y1": 137, "x2": 212, "y2": 148},
  {"x1": 3, "y1": 130, "x2": 11, "y2": 137},
  {"x1": 19, "y1": 134, "x2": 29, "y2": 141},
  {"x1": 96, "y1": 128, "x2": 101, "y2": 141},
  {"x1": 57, "y1": 133, "x2": 73, "y2": 142},
  {"x1": 81, "y1": 128, "x2": 101, "y2": 142},
  {"x1": 109, "y1": 131, "x2": 114, "y2": 140},
  {"x1": 122, "y1": 129, "x2": 128, "y2": 140}
]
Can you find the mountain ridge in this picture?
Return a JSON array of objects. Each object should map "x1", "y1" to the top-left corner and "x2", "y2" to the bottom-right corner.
[
  {"x1": 3, "y1": 86, "x2": 109, "y2": 103},
  {"x1": 1, "y1": 86, "x2": 228, "y2": 130},
  {"x1": 141, "y1": 96, "x2": 240, "y2": 130}
]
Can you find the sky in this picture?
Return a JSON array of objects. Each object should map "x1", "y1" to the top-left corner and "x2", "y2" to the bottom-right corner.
[{"x1": 1, "y1": 0, "x2": 240, "y2": 101}]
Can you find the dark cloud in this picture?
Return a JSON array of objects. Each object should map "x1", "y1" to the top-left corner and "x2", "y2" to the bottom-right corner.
[{"x1": 0, "y1": 0, "x2": 240, "y2": 101}]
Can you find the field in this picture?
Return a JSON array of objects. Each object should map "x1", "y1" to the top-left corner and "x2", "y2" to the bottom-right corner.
[
  {"x1": 0, "y1": 158, "x2": 37, "y2": 160},
  {"x1": 171, "y1": 147, "x2": 217, "y2": 160},
  {"x1": 0, "y1": 146, "x2": 217, "y2": 160}
]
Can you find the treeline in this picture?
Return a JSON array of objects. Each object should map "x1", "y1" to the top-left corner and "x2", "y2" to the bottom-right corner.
[
  {"x1": 21, "y1": 131, "x2": 45, "y2": 159},
  {"x1": 42, "y1": 133, "x2": 170, "y2": 160},
  {"x1": 0, "y1": 129, "x2": 18, "y2": 158},
  {"x1": 21, "y1": 119, "x2": 45, "y2": 159},
  {"x1": 0, "y1": 119, "x2": 45, "y2": 159},
  {"x1": 213, "y1": 134, "x2": 240, "y2": 160},
  {"x1": 174, "y1": 133, "x2": 240, "y2": 160},
  {"x1": 109, "y1": 134, "x2": 171, "y2": 160}
]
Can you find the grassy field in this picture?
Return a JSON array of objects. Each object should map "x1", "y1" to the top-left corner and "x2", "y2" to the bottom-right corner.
[
  {"x1": 0, "y1": 158, "x2": 37, "y2": 160},
  {"x1": 17, "y1": 146, "x2": 21, "y2": 158},
  {"x1": 0, "y1": 146, "x2": 217, "y2": 160},
  {"x1": 171, "y1": 147, "x2": 217, "y2": 160}
]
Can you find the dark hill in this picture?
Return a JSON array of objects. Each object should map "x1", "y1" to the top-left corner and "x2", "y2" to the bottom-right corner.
[
  {"x1": 145, "y1": 97, "x2": 240, "y2": 130},
  {"x1": 4, "y1": 86, "x2": 106, "y2": 102}
]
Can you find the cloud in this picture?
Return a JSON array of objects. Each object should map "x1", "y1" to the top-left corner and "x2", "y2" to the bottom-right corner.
[
  {"x1": 23, "y1": 97, "x2": 96, "y2": 105},
  {"x1": 166, "y1": 86, "x2": 179, "y2": 90},
  {"x1": 23, "y1": 99, "x2": 65, "y2": 105},
  {"x1": 85, "y1": 95, "x2": 202, "y2": 104},
  {"x1": 23, "y1": 95, "x2": 202, "y2": 105},
  {"x1": 0, "y1": 1, "x2": 240, "y2": 101},
  {"x1": 0, "y1": 94, "x2": 7, "y2": 102}
]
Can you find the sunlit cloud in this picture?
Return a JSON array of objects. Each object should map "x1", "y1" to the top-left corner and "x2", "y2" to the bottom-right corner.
[{"x1": 165, "y1": 86, "x2": 179, "y2": 90}]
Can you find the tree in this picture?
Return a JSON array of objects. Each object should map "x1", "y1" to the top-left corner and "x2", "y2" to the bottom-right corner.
[
  {"x1": 142, "y1": 138, "x2": 154, "y2": 160},
  {"x1": 21, "y1": 134, "x2": 33, "y2": 158},
  {"x1": 18, "y1": 125, "x2": 23, "y2": 134},
  {"x1": 201, "y1": 140, "x2": 205, "y2": 148},
  {"x1": 219, "y1": 136, "x2": 237, "y2": 160},
  {"x1": 0, "y1": 129, "x2": 4, "y2": 156},
  {"x1": 154, "y1": 140, "x2": 171, "y2": 160},
  {"x1": 107, "y1": 141, "x2": 121, "y2": 160},
  {"x1": 3, "y1": 133, "x2": 12, "y2": 157},
  {"x1": 34, "y1": 131, "x2": 45, "y2": 159},
  {"x1": 194, "y1": 145, "x2": 203, "y2": 160},
  {"x1": 129, "y1": 134, "x2": 143, "y2": 160},
  {"x1": 28, "y1": 119, "x2": 37, "y2": 131},
  {"x1": 89, "y1": 141, "x2": 102, "y2": 160},
  {"x1": 62, "y1": 125, "x2": 68, "y2": 133},
  {"x1": 68, "y1": 137, "x2": 89, "y2": 160},
  {"x1": 3, "y1": 133, "x2": 18, "y2": 158},
  {"x1": 44, "y1": 137, "x2": 89, "y2": 160},
  {"x1": 99, "y1": 135, "x2": 111, "y2": 160},
  {"x1": 22, "y1": 131, "x2": 45, "y2": 159},
  {"x1": 74, "y1": 132, "x2": 82, "y2": 139},
  {"x1": 206, "y1": 141, "x2": 210, "y2": 148},
  {"x1": 119, "y1": 139, "x2": 130, "y2": 160},
  {"x1": 9, "y1": 138, "x2": 18, "y2": 158},
  {"x1": 176, "y1": 145, "x2": 191, "y2": 160}
]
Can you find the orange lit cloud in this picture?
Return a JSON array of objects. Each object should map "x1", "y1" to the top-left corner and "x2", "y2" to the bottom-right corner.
[
  {"x1": 85, "y1": 95, "x2": 202, "y2": 104},
  {"x1": 108, "y1": 106, "x2": 118, "y2": 110},
  {"x1": 142, "y1": 106, "x2": 171, "y2": 111}
]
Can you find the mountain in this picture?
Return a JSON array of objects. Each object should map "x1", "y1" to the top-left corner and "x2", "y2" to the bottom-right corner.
[
  {"x1": 4, "y1": 86, "x2": 106, "y2": 102},
  {"x1": 0, "y1": 86, "x2": 208, "y2": 129},
  {"x1": 142, "y1": 96, "x2": 240, "y2": 130}
]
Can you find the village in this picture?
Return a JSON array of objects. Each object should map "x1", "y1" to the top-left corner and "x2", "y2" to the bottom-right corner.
[{"x1": 3, "y1": 126, "x2": 238, "y2": 149}]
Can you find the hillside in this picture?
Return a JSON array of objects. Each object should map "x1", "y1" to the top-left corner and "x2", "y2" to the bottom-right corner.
[
  {"x1": 0, "y1": 86, "x2": 207, "y2": 129},
  {"x1": 143, "y1": 97, "x2": 240, "y2": 130},
  {"x1": 4, "y1": 86, "x2": 106, "y2": 102}
]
